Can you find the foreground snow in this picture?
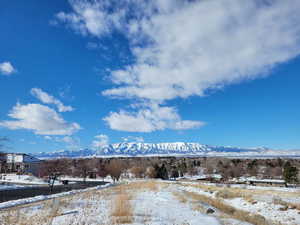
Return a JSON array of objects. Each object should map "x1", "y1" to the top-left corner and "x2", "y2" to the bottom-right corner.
[
  {"x1": 176, "y1": 182, "x2": 300, "y2": 225},
  {"x1": 132, "y1": 188, "x2": 220, "y2": 225},
  {"x1": 0, "y1": 181, "x2": 220, "y2": 225},
  {"x1": 0, "y1": 180, "x2": 299, "y2": 225}
]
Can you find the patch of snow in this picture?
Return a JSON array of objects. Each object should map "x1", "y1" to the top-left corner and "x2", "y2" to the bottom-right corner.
[
  {"x1": 226, "y1": 197, "x2": 300, "y2": 225},
  {"x1": 0, "y1": 173, "x2": 50, "y2": 185},
  {"x1": 132, "y1": 187, "x2": 221, "y2": 225}
]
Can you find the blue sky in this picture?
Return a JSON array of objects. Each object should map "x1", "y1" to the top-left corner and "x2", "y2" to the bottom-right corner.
[{"x1": 1, "y1": 0, "x2": 300, "y2": 153}]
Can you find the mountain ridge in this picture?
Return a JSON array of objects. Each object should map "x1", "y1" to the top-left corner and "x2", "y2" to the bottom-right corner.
[{"x1": 32, "y1": 142, "x2": 300, "y2": 159}]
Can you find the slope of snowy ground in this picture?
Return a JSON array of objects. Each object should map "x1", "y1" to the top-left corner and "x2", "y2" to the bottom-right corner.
[
  {"x1": 132, "y1": 187, "x2": 220, "y2": 225},
  {"x1": 176, "y1": 181, "x2": 300, "y2": 225},
  {"x1": 0, "y1": 183, "x2": 113, "y2": 210},
  {"x1": 0, "y1": 181, "x2": 220, "y2": 225},
  {"x1": 0, "y1": 180, "x2": 299, "y2": 225}
]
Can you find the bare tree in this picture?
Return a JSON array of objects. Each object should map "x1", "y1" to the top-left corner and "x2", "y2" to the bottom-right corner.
[
  {"x1": 271, "y1": 166, "x2": 283, "y2": 178},
  {"x1": 75, "y1": 159, "x2": 91, "y2": 183},
  {"x1": 38, "y1": 160, "x2": 66, "y2": 193},
  {"x1": 107, "y1": 160, "x2": 124, "y2": 182},
  {"x1": 130, "y1": 166, "x2": 145, "y2": 178},
  {"x1": 97, "y1": 164, "x2": 108, "y2": 181}
]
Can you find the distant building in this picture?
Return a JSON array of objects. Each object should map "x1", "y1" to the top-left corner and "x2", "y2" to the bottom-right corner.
[
  {"x1": 0, "y1": 153, "x2": 41, "y2": 176},
  {"x1": 246, "y1": 178, "x2": 287, "y2": 187}
]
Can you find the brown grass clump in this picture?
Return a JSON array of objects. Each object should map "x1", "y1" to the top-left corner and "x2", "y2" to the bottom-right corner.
[
  {"x1": 215, "y1": 189, "x2": 244, "y2": 199},
  {"x1": 273, "y1": 197, "x2": 300, "y2": 211},
  {"x1": 124, "y1": 180, "x2": 159, "y2": 192},
  {"x1": 111, "y1": 189, "x2": 133, "y2": 224},
  {"x1": 173, "y1": 191, "x2": 188, "y2": 204}
]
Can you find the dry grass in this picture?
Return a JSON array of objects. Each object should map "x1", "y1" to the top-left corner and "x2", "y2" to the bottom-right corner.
[
  {"x1": 173, "y1": 191, "x2": 188, "y2": 204},
  {"x1": 111, "y1": 188, "x2": 133, "y2": 224},
  {"x1": 0, "y1": 186, "x2": 107, "y2": 225},
  {"x1": 183, "y1": 191, "x2": 273, "y2": 225},
  {"x1": 273, "y1": 197, "x2": 300, "y2": 210},
  {"x1": 123, "y1": 180, "x2": 159, "y2": 192},
  {"x1": 182, "y1": 182, "x2": 300, "y2": 199},
  {"x1": 1, "y1": 206, "x2": 56, "y2": 225},
  {"x1": 215, "y1": 189, "x2": 245, "y2": 199}
]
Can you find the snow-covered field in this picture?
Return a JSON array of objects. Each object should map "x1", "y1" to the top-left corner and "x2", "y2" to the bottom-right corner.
[
  {"x1": 0, "y1": 180, "x2": 299, "y2": 225},
  {"x1": 0, "y1": 174, "x2": 48, "y2": 185},
  {"x1": 0, "y1": 173, "x2": 63, "y2": 186}
]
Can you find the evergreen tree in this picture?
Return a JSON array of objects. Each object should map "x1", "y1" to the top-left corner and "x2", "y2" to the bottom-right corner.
[
  {"x1": 154, "y1": 164, "x2": 169, "y2": 180},
  {"x1": 170, "y1": 167, "x2": 179, "y2": 180},
  {"x1": 283, "y1": 161, "x2": 298, "y2": 184}
]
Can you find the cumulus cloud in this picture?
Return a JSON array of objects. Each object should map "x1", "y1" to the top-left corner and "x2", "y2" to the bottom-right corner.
[
  {"x1": 61, "y1": 136, "x2": 81, "y2": 149},
  {"x1": 44, "y1": 135, "x2": 80, "y2": 149},
  {"x1": 57, "y1": 0, "x2": 300, "y2": 131},
  {"x1": 0, "y1": 103, "x2": 80, "y2": 135},
  {"x1": 91, "y1": 134, "x2": 109, "y2": 149},
  {"x1": 122, "y1": 136, "x2": 144, "y2": 142},
  {"x1": 31, "y1": 88, "x2": 74, "y2": 112},
  {"x1": 54, "y1": 0, "x2": 120, "y2": 37},
  {"x1": 0, "y1": 62, "x2": 16, "y2": 75},
  {"x1": 103, "y1": 104, "x2": 204, "y2": 132}
]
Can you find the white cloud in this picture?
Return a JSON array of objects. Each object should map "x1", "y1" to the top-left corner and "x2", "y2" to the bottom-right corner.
[
  {"x1": 0, "y1": 62, "x2": 16, "y2": 75},
  {"x1": 43, "y1": 135, "x2": 80, "y2": 149},
  {"x1": 61, "y1": 136, "x2": 81, "y2": 149},
  {"x1": 31, "y1": 88, "x2": 74, "y2": 112},
  {"x1": 103, "y1": 104, "x2": 204, "y2": 132},
  {"x1": 57, "y1": 0, "x2": 300, "y2": 132},
  {"x1": 102, "y1": 0, "x2": 300, "y2": 102},
  {"x1": 44, "y1": 136, "x2": 53, "y2": 140},
  {"x1": 91, "y1": 134, "x2": 109, "y2": 149},
  {"x1": 0, "y1": 103, "x2": 80, "y2": 135},
  {"x1": 55, "y1": 1, "x2": 120, "y2": 37},
  {"x1": 122, "y1": 136, "x2": 144, "y2": 142}
]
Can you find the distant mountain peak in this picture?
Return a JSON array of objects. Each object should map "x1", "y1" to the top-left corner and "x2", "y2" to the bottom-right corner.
[{"x1": 32, "y1": 142, "x2": 299, "y2": 159}]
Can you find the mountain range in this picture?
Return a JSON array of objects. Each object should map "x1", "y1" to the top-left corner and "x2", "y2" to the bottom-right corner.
[{"x1": 32, "y1": 142, "x2": 300, "y2": 159}]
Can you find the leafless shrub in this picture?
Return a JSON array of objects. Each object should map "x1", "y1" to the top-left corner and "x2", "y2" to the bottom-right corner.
[
  {"x1": 130, "y1": 166, "x2": 145, "y2": 178},
  {"x1": 107, "y1": 160, "x2": 124, "y2": 182}
]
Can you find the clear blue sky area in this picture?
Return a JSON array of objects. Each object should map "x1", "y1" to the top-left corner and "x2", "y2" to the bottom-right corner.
[{"x1": 1, "y1": 0, "x2": 300, "y2": 153}]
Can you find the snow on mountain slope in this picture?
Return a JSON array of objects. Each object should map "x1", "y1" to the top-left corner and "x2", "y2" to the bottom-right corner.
[{"x1": 32, "y1": 142, "x2": 300, "y2": 159}]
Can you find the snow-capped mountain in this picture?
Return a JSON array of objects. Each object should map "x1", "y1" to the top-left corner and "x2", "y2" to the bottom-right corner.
[{"x1": 32, "y1": 142, "x2": 300, "y2": 159}]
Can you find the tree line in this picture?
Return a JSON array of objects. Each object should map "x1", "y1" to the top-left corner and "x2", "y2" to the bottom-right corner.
[{"x1": 38, "y1": 157, "x2": 300, "y2": 184}]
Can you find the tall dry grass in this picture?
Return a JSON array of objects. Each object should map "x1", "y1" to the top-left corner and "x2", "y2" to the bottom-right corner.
[
  {"x1": 181, "y1": 182, "x2": 300, "y2": 200},
  {"x1": 111, "y1": 187, "x2": 133, "y2": 224},
  {"x1": 123, "y1": 180, "x2": 159, "y2": 192}
]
